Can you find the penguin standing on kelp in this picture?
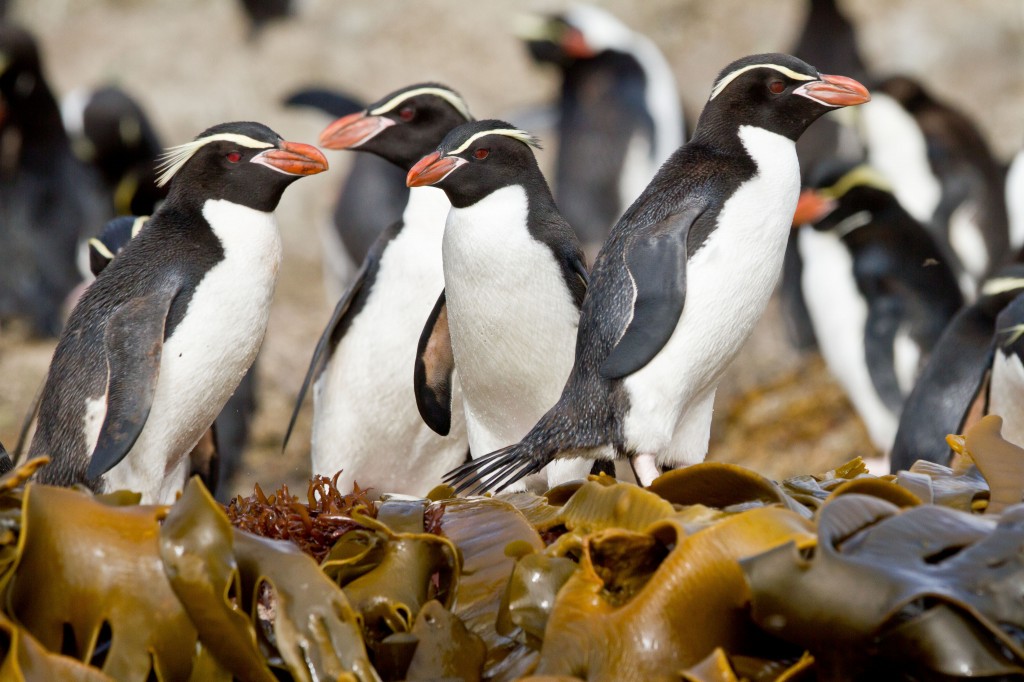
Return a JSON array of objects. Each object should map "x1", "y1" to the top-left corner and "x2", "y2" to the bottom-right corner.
[
  {"x1": 30, "y1": 122, "x2": 327, "y2": 503},
  {"x1": 444, "y1": 54, "x2": 871, "y2": 492}
]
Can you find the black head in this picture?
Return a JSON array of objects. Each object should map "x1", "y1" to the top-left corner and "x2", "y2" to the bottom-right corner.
[
  {"x1": 795, "y1": 162, "x2": 898, "y2": 232},
  {"x1": 319, "y1": 83, "x2": 472, "y2": 170},
  {"x1": 406, "y1": 119, "x2": 545, "y2": 209},
  {"x1": 87, "y1": 215, "x2": 149, "y2": 276},
  {"x1": 694, "y1": 53, "x2": 869, "y2": 143},
  {"x1": 518, "y1": 5, "x2": 635, "y2": 67},
  {"x1": 155, "y1": 121, "x2": 328, "y2": 212}
]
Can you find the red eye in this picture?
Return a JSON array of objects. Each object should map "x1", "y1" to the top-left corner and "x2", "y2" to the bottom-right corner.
[
  {"x1": 399, "y1": 106, "x2": 415, "y2": 121},
  {"x1": 473, "y1": 148, "x2": 489, "y2": 160},
  {"x1": 768, "y1": 80, "x2": 786, "y2": 94},
  {"x1": 226, "y1": 151, "x2": 242, "y2": 163}
]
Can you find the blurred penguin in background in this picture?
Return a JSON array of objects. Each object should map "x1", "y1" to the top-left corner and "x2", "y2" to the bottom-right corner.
[
  {"x1": 794, "y1": 162, "x2": 963, "y2": 469},
  {"x1": 518, "y1": 3, "x2": 683, "y2": 260},
  {"x1": 62, "y1": 84, "x2": 168, "y2": 216},
  {"x1": 0, "y1": 23, "x2": 110, "y2": 337},
  {"x1": 1007, "y1": 148, "x2": 1024, "y2": 252},
  {"x1": 284, "y1": 87, "x2": 409, "y2": 297},
  {"x1": 858, "y1": 76, "x2": 1010, "y2": 295}
]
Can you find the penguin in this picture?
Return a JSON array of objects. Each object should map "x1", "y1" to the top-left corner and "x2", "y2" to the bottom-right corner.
[
  {"x1": 1006, "y1": 148, "x2": 1024, "y2": 252},
  {"x1": 407, "y1": 120, "x2": 597, "y2": 490},
  {"x1": 441, "y1": 54, "x2": 871, "y2": 493},
  {"x1": 85, "y1": 213, "x2": 255, "y2": 500},
  {"x1": 517, "y1": 4, "x2": 684, "y2": 259},
  {"x1": 890, "y1": 265, "x2": 1024, "y2": 472},
  {"x1": 793, "y1": 162, "x2": 963, "y2": 465},
  {"x1": 859, "y1": 76, "x2": 1010, "y2": 292},
  {"x1": 62, "y1": 85, "x2": 168, "y2": 216},
  {"x1": 29, "y1": 121, "x2": 328, "y2": 503},
  {"x1": 236, "y1": 0, "x2": 293, "y2": 40},
  {"x1": 284, "y1": 86, "x2": 409, "y2": 296},
  {"x1": 0, "y1": 24, "x2": 110, "y2": 336},
  {"x1": 284, "y1": 83, "x2": 472, "y2": 496}
]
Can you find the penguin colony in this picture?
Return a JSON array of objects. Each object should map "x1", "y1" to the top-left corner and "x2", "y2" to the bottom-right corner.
[{"x1": 1, "y1": 2, "x2": 1021, "y2": 503}]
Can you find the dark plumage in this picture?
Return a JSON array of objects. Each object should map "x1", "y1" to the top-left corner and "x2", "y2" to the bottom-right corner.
[{"x1": 0, "y1": 24, "x2": 109, "y2": 336}]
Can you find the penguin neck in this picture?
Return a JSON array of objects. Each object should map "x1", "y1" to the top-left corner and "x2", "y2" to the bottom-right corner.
[
  {"x1": 12, "y1": 82, "x2": 72, "y2": 163},
  {"x1": 401, "y1": 185, "x2": 451, "y2": 236}
]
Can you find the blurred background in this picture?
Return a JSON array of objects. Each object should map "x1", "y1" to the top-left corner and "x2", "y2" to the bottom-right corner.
[{"x1": 1, "y1": 0, "x2": 1022, "y2": 497}]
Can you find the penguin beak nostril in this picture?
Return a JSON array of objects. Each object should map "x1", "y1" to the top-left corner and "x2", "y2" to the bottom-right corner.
[
  {"x1": 793, "y1": 189, "x2": 837, "y2": 226},
  {"x1": 796, "y1": 73, "x2": 871, "y2": 108},
  {"x1": 319, "y1": 112, "x2": 394, "y2": 150},
  {"x1": 253, "y1": 141, "x2": 329, "y2": 176},
  {"x1": 407, "y1": 151, "x2": 465, "y2": 187}
]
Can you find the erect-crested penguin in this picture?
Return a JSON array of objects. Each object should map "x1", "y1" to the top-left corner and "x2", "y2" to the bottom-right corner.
[
  {"x1": 890, "y1": 265, "x2": 1024, "y2": 472},
  {"x1": 284, "y1": 83, "x2": 472, "y2": 496},
  {"x1": 30, "y1": 121, "x2": 327, "y2": 503},
  {"x1": 443, "y1": 54, "x2": 871, "y2": 492},
  {"x1": 518, "y1": 3, "x2": 683, "y2": 258},
  {"x1": 0, "y1": 23, "x2": 110, "y2": 336},
  {"x1": 794, "y1": 162, "x2": 962, "y2": 468},
  {"x1": 407, "y1": 120, "x2": 596, "y2": 491}
]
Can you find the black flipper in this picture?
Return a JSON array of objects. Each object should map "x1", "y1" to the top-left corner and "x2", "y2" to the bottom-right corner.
[
  {"x1": 0, "y1": 442, "x2": 13, "y2": 476},
  {"x1": 283, "y1": 88, "x2": 364, "y2": 119},
  {"x1": 864, "y1": 294, "x2": 906, "y2": 414},
  {"x1": 282, "y1": 260, "x2": 370, "y2": 451},
  {"x1": 889, "y1": 306, "x2": 996, "y2": 473},
  {"x1": 87, "y1": 286, "x2": 180, "y2": 479},
  {"x1": 601, "y1": 203, "x2": 704, "y2": 379},
  {"x1": 415, "y1": 290, "x2": 455, "y2": 436}
]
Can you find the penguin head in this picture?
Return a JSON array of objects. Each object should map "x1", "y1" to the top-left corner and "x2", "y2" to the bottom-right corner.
[
  {"x1": 517, "y1": 4, "x2": 634, "y2": 66},
  {"x1": 405, "y1": 119, "x2": 544, "y2": 208},
  {"x1": 87, "y1": 215, "x2": 149, "y2": 277},
  {"x1": 0, "y1": 24, "x2": 45, "y2": 120},
  {"x1": 794, "y1": 162, "x2": 896, "y2": 234},
  {"x1": 319, "y1": 83, "x2": 472, "y2": 170},
  {"x1": 155, "y1": 121, "x2": 328, "y2": 212},
  {"x1": 696, "y1": 53, "x2": 870, "y2": 142}
]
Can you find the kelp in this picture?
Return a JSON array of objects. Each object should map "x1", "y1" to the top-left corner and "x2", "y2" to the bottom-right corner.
[
  {"x1": 0, "y1": 612, "x2": 115, "y2": 682},
  {"x1": 743, "y1": 494, "x2": 1024, "y2": 677}
]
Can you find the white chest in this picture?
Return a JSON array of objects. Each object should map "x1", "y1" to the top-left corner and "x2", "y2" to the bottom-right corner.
[
  {"x1": 102, "y1": 199, "x2": 282, "y2": 503},
  {"x1": 622, "y1": 126, "x2": 800, "y2": 453},
  {"x1": 442, "y1": 185, "x2": 580, "y2": 451}
]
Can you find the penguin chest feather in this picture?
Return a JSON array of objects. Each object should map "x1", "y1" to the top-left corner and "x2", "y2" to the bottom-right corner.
[
  {"x1": 311, "y1": 187, "x2": 467, "y2": 492},
  {"x1": 443, "y1": 185, "x2": 579, "y2": 453},
  {"x1": 102, "y1": 199, "x2": 281, "y2": 502},
  {"x1": 622, "y1": 126, "x2": 799, "y2": 461}
]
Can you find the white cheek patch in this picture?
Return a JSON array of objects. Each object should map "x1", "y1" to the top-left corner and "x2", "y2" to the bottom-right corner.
[
  {"x1": 156, "y1": 132, "x2": 274, "y2": 187},
  {"x1": 709, "y1": 63, "x2": 816, "y2": 100}
]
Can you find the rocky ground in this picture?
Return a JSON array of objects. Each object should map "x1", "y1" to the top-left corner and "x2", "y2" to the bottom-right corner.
[{"x1": 1, "y1": 0, "x2": 1021, "y2": 496}]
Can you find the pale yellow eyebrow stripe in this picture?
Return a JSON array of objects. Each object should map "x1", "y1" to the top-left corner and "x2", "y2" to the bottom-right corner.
[
  {"x1": 709, "y1": 63, "x2": 817, "y2": 101},
  {"x1": 369, "y1": 87, "x2": 472, "y2": 121},
  {"x1": 982, "y1": 277, "x2": 1024, "y2": 296},
  {"x1": 156, "y1": 133, "x2": 274, "y2": 187},
  {"x1": 448, "y1": 128, "x2": 539, "y2": 155}
]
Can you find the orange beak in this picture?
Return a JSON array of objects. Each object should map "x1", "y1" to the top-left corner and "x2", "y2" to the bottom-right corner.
[
  {"x1": 407, "y1": 151, "x2": 466, "y2": 187},
  {"x1": 253, "y1": 141, "x2": 329, "y2": 176},
  {"x1": 319, "y1": 111, "x2": 395, "y2": 150},
  {"x1": 796, "y1": 73, "x2": 871, "y2": 108},
  {"x1": 793, "y1": 189, "x2": 837, "y2": 226}
]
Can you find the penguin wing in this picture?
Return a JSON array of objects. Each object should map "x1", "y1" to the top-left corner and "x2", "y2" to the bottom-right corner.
[
  {"x1": 600, "y1": 203, "x2": 705, "y2": 379},
  {"x1": 889, "y1": 305, "x2": 995, "y2": 472},
  {"x1": 415, "y1": 290, "x2": 455, "y2": 436},
  {"x1": 87, "y1": 284, "x2": 181, "y2": 479},
  {"x1": 863, "y1": 293, "x2": 907, "y2": 413},
  {"x1": 282, "y1": 258, "x2": 370, "y2": 451},
  {"x1": 282, "y1": 87, "x2": 364, "y2": 118}
]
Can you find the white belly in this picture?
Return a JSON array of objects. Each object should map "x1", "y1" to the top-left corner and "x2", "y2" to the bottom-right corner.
[
  {"x1": 443, "y1": 185, "x2": 581, "y2": 459},
  {"x1": 311, "y1": 187, "x2": 468, "y2": 495},
  {"x1": 621, "y1": 126, "x2": 799, "y2": 464},
  {"x1": 798, "y1": 226, "x2": 898, "y2": 451},
  {"x1": 102, "y1": 200, "x2": 281, "y2": 503}
]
